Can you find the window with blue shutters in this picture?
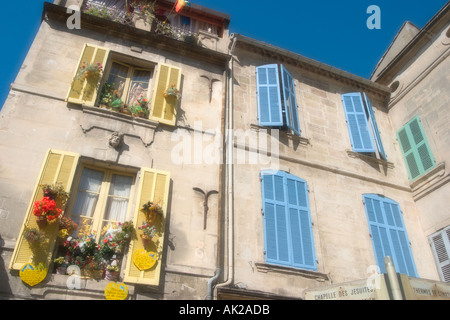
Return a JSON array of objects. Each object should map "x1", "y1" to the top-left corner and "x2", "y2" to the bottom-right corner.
[
  {"x1": 341, "y1": 92, "x2": 386, "y2": 159},
  {"x1": 363, "y1": 194, "x2": 418, "y2": 278},
  {"x1": 256, "y1": 64, "x2": 301, "y2": 136},
  {"x1": 260, "y1": 170, "x2": 317, "y2": 271}
]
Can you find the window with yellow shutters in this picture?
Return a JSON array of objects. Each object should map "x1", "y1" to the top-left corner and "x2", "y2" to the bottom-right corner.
[
  {"x1": 9, "y1": 150, "x2": 79, "y2": 271},
  {"x1": 67, "y1": 44, "x2": 182, "y2": 126}
]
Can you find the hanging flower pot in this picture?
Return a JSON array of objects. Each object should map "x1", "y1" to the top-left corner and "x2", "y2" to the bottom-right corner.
[
  {"x1": 141, "y1": 234, "x2": 153, "y2": 247},
  {"x1": 23, "y1": 226, "x2": 46, "y2": 245},
  {"x1": 36, "y1": 216, "x2": 48, "y2": 229}
]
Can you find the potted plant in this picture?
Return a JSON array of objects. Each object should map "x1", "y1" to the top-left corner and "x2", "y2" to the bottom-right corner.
[
  {"x1": 40, "y1": 183, "x2": 70, "y2": 207},
  {"x1": 58, "y1": 217, "x2": 78, "y2": 239},
  {"x1": 163, "y1": 84, "x2": 181, "y2": 99},
  {"x1": 53, "y1": 256, "x2": 69, "y2": 275},
  {"x1": 23, "y1": 226, "x2": 46, "y2": 246},
  {"x1": 98, "y1": 82, "x2": 116, "y2": 109},
  {"x1": 83, "y1": 257, "x2": 104, "y2": 279},
  {"x1": 140, "y1": 201, "x2": 163, "y2": 224},
  {"x1": 112, "y1": 221, "x2": 134, "y2": 254},
  {"x1": 77, "y1": 61, "x2": 103, "y2": 80},
  {"x1": 33, "y1": 196, "x2": 62, "y2": 227},
  {"x1": 104, "y1": 263, "x2": 120, "y2": 281},
  {"x1": 138, "y1": 221, "x2": 157, "y2": 247}
]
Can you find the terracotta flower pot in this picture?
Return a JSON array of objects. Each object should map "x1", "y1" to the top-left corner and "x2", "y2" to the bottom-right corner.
[
  {"x1": 142, "y1": 236, "x2": 152, "y2": 247},
  {"x1": 36, "y1": 216, "x2": 47, "y2": 229}
]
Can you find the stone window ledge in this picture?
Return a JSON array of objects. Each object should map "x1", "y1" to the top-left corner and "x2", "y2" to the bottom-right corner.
[
  {"x1": 346, "y1": 150, "x2": 395, "y2": 169},
  {"x1": 255, "y1": 262, "x2": 329, "y2": 282},
  {"x1": 410, "y1": 162, "x2": 449, "y2": 201},
  {"x1": 28, "y1": 274, "x2": 135, "y2": 300},
  {"x1": 81, "y1": 105, "x2": 159, "y2": 130},
  {"x1": 249, "y1": 123, "x2": 311, "y2": 146}
]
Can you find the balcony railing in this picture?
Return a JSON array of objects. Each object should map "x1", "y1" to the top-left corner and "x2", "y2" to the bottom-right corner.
[{"x1": 82, "y1": 0, "x2": 198, "y2": 43}]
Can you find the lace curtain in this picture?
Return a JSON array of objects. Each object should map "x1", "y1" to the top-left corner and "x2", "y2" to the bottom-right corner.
[{"x1": 71, "y1": 168, "x2": 132, "y2": 234}]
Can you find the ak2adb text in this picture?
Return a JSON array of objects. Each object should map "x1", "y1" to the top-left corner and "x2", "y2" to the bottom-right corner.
[{"x1": 179, "y1": 304, "x2": 270, "y2": 317}]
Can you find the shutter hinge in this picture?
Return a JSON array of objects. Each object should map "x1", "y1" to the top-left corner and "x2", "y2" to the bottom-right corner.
[{"x1": 264, "y1": 251, "x2": 266, "y2": 255}]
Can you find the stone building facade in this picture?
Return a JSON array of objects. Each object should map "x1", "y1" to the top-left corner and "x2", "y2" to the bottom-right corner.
[{"x1": 0, "y1": 0, "x2": 448, "y2": 300}]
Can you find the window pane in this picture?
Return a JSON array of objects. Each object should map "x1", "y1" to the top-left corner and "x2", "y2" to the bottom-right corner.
[
  {"x1": 103, "y1": 174, "x2": 133, "y2": 223},
  {"x1": 107, "y1": 62, "x2": 129, "y2": 98},
  {"x1": 71, "y1": 168, "x2": 104, "y2": 236},
  {"x1": 126, "y1": 69, "x2": 151, "y2": 106}
]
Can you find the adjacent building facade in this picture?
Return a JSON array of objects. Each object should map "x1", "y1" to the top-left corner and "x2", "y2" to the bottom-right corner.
[{"x1": 0, "y1": 0, "x2": 448, "y2": 300}]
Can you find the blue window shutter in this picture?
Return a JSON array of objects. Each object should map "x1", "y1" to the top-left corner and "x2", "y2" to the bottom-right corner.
[
  {"x1": 363, "y1": 194, "x2": 418, "y2": 277},
  {"x1": 364, "y1": 93, "x2": 387, "y2": 160},
  {"x1": 280, "y1": 65, "x2": 301, "y2": 136},
  {"x1": 261, "y1": 171, "x2": 316, "y2": 271},
  {"x1": 256, "y1": 65, "x2": 283, "y2": 127},
  {"x1": 286, "y1": 175, "x2": 317, "y2": 270},
  {"x1": 261, "y1": 170, "x2": 291, "y2": 266},
  {"x1": 342, "y1": 93, "x2": 375, "y2": 153}
]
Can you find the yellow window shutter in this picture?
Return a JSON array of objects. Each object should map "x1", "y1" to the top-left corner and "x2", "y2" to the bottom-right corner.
[
  {"x1": 9, "y1": 150, "x2": 79, "y2": 270},
  {"x1": 66, "y1": 43, "x2": 110, "y2": 107},
  {"x1": 149, "y1": 63, "x2": 182, "y2": 126},
  {"x1": 123, "y1": 168, "x2": 171, "y2": 286}
]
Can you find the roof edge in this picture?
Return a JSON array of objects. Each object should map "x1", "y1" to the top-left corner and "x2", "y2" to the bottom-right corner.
[{"x1": 230, "y1": 33, "x2": 391, "y2": 97}]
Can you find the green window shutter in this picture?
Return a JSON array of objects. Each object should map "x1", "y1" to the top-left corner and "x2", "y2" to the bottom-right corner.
[
  {"x1": 429, "y1": 226, "x2": 450, "y2": 282},
  {"x1": 397, "y1": 116, "x2": 435, "y2": 180}
]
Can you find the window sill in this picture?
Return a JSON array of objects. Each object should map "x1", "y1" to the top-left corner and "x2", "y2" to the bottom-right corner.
[
  {"x1": 410, "y1": 162, "x2": 449, "y2": 201},
  {"x1": 250, "y1": 123, "x2": 310, "y2": 146},
  {"x1": 28, "y1": 273, "x2": 135, "y2": 299},
  {"x1": 81, "y1": 105, "x2": 159, "y2": 129},
  {"x1": 255, "y1": 262, "x2": 329, "y2": 282},
  {"x1": 346, "y1": 150, "x2": 395, "y2": 169}
]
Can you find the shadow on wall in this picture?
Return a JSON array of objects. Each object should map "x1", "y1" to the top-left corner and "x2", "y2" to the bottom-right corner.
[{"x1": 0, "y1": 234, "x2": 13, "y2": 298}]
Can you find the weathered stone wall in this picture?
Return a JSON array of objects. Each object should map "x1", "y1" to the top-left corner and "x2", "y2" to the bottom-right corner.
[{"x1": 0, "y1": 15, "x2": 225, "y2": 299}]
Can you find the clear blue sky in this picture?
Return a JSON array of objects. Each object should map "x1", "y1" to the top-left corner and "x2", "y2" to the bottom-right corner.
[{"x1": 0, "y1": 0, "x2": 447, "y2": 110}]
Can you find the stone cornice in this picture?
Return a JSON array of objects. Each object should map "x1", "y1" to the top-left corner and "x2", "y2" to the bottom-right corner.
[
  {"x1": 231, "y1": 34, "x2": 391, "y2": 102},
  {"x1": 43, "y1": 2, "x2": 231, "y2": 68}
]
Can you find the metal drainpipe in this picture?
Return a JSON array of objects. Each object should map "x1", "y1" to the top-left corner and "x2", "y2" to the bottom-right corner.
[
  {"x1": 205, "y1": 66, "x2": 227, "y2": 300},
  {"x1": 209, "y1": 35, "x2": 237, "y2": 300}
]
